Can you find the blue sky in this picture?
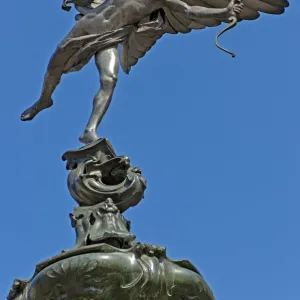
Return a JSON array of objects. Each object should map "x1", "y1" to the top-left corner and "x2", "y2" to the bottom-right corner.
[{"x1": 1, "y1": 1, "x2": 298, "y2": 299}]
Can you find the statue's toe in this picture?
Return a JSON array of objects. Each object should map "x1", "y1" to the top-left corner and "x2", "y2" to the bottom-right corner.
[
  {"x1": 20, "y1": 99, "x2": 53, "y2": 121},
  {"x1": 21, "y1": 108, "x2": 36, "y2": 121}
]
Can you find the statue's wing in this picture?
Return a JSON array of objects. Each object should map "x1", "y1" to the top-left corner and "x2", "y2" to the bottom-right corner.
[
  {"x1": 119, "y1": 12, "x2": 167, "y2": 74},
  {"x1": 120, "y1": 0, "x2": 289, "y2": 73}
]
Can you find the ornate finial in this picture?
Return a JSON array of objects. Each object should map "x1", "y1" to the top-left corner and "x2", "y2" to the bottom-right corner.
[
  {"x1": 70, "y1": 198, "x2": 136, "y2": 249},
  {"x1": 62, "y1": 138, "x2": 146, "y2": 212}
]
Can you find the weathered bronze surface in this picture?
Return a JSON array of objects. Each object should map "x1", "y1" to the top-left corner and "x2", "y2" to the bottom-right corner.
[
  {"x1": 19, "y1": 0, "x2": 288, "y2": 143},
  {"x1": 10, "y1": 0, "x2": 291, "y2": 299},
  {"x1": 9, "y1": 244, "x2": 214, "y2": 300},
  {"x1": 62, "y1": 139, "x2": 146, "y2": 211},
  {"x1": 69, "y1": 198, "x2": 136, "y2": 248}
]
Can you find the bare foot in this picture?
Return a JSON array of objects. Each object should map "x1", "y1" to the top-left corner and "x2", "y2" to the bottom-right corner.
[
  {"x1": 21, "y1": 99, "x2": 53, "y2": 121},
  {"x1": 79, "y1": 129, "x2": 100, "y2": 144}
]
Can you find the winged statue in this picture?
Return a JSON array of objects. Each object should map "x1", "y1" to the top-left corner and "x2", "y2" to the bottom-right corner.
[{"x1": 20, "y1": 0, "x2": 290, "y2": 144}]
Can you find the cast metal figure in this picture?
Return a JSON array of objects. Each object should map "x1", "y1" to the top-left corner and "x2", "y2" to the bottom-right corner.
[
  {"x1": 20, "y1": 0, "x2": 289, "y2": 144},
  {"x1": 9, "y1": 2, "x2": 291, "y2": 299}
]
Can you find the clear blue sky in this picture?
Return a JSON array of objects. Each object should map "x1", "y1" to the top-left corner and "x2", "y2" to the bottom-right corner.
[{"x1": 1, "y1": 1, "x2": 298, "y2": 299}]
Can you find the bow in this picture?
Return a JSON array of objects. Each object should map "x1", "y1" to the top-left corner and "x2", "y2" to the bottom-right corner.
[{"x1": 215, "y1": 0, "x2": 243, "y2": 58}]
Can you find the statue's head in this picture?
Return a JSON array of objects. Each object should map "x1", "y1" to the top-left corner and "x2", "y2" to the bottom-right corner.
[
  {"x1": 62, "y1": 0, "x2": 93, "y2": 11},
  {"x1": 73, "y1": 0, "x2": 94, "y2": 5},
  {"x1": 62, "y1": 0, "x2": 72, "y2": 11}
]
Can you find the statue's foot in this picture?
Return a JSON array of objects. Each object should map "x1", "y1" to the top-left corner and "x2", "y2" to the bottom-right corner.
[
  {"x1": 21, "y1": 99, "x2": 53, "y2": 121},
  {"x1": 79, "y1": 129, "x2": 100, "y2": 144}
]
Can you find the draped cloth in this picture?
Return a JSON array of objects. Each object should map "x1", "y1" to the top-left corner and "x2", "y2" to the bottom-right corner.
[{"x1": 52, "y1": 0, "x2": 289, "y2": 75}]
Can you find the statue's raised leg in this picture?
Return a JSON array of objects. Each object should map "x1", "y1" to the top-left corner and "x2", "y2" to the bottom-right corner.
[
  {"x1": 20, "y1": 68, "x2": 62, "y2": 121},
  {"x1": 20, "y1": 15, "x2": 94, "y2": 122},
  {"x1": 20, "y1": 34, "x2": 76, "y2": 122},
  {"x1": 20, "y1": 13, "x2": 129, "y2": 124}
]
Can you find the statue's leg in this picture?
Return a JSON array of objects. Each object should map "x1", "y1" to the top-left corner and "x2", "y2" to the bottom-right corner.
[
  {"x1": 20, "y1": 68, "x2": 62, "y2": 121},
  {"x1": 79, "y1": 46, "x2": 119, "y2": 144},
  {"x1": 20, "y1": 19, "x2": 90, "y2": 122}
]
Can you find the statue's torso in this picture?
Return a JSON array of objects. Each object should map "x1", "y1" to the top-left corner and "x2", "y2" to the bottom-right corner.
[{"x1": 74, "y1": 0, "x2": 162, "y2": 33}]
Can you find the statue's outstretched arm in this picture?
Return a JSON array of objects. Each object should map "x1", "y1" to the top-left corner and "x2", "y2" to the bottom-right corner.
[{"x1": 164, "y1": 0, "x2": 243, "y2": 19}]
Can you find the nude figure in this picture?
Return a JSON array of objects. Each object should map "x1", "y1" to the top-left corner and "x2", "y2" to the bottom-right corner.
[{"x1": 21, "y1": 0, "x2": 243, "y2": 144}]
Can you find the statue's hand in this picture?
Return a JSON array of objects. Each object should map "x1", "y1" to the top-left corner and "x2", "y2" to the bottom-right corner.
[{"x1": 226, "y1": 0, "x2": 244, "y2": 18}]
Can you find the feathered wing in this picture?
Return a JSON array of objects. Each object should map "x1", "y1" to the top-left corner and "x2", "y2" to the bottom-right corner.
[{"x1": 120, "y1": 0, "x2": 289, "y2": 73}]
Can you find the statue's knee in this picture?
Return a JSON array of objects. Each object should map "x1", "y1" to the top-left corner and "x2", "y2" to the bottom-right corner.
[{"x1": 101, "y1": 73, "x2": 118, "y2": 88}]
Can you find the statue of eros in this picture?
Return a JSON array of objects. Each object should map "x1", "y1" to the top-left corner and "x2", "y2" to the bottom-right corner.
[{"x1": 20, "y1": 0, "x2": 289, "y2": 144}]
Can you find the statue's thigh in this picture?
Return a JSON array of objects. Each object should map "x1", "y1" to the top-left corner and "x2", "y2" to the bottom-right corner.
[{"x1": 95, "y1": 47, "x2": 119, "y2": 77}]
